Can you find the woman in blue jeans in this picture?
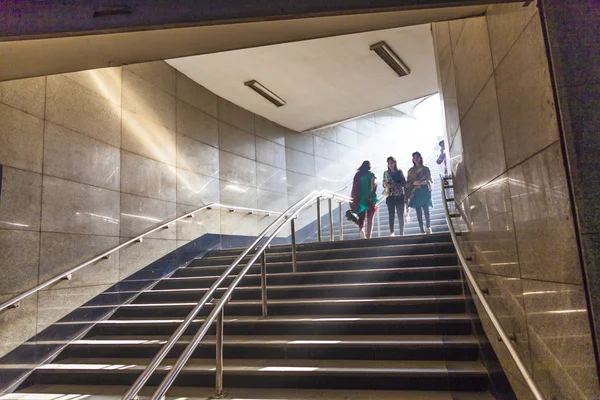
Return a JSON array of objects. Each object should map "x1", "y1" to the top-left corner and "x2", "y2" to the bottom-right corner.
[
  {"x1": 406, "y1": 151, "x2": 433, "y2": 234},
  {"x1": 383, "y1": 156, "x2": 406, "y2": 236}
]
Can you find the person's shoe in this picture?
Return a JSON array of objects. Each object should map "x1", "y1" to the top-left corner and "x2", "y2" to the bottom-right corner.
[
  {"x1": 425, "y1": 227, "x2": 432, "y2": 234},
  {"x1": 390, "y1": 232, "x2": 395, "y2": 237},
  {"x1": 360, "y1": 229, "x2": 366, "y2": 239}
]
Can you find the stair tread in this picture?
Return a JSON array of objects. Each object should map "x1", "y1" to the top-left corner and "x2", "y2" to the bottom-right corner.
[
  {"x1": 98, "y1": 313, "x2": 472, "y2": 324},
  {"x1": 39, "y1": 357, "x2": 487, "y2": 375},
  {"x1": 187, "y1": 253, "x2": 457, "y2": 270},
  {"x1": 145, "y1": 279, "x2": 462, "y2": 293},
  {"x1": 122, "y1": 295, "x2": 467, "y2": 308},
  {"x1": 14, "y1": 385, "x2": 496, "y2": 400},
  {"x1": 73, "y1": 334, "x2": 478, "y2": 347},
  {"x1": 166, "y1": 265, "x2": 460, "y2": 282}
]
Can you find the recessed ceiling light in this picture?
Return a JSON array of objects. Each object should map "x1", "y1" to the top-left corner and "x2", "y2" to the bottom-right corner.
[
  {"x1": 370, "y1": 41, "x2": 410, "y2": 78},
  {"x1": 244, "y1": 80, "x2": 286, "y2": 107}
]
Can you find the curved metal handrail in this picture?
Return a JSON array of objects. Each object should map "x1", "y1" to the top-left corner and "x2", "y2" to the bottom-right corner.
[
  {"x1": 122, "y1": 190, "x2": 352, "y2": 400},
  {"x1": 440, "y1": 177, "x2": 545, "y2": 400},
  {"x1": 0, "y1": 203, "x2": 283, "y2": 313}
]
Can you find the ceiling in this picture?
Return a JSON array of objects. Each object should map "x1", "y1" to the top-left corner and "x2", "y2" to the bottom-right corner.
[{"x1": 168, "y1": 23, "x2": 442, "y2": 132}]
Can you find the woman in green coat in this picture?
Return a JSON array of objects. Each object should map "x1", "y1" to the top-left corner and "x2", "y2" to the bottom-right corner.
[{"x1": 350, "y1": 160, "x2": 378, "y2": 239}]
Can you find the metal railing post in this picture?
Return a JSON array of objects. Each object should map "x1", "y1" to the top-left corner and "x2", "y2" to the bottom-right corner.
[
  {"x1": 377, "y1": 208, "x2": 381, "y2": 237},
  {"x1": 328, "y1": 198, "x2": 334, "y2": 241},
  {"x1": 338, "y1": 202, "x2": 343, "y2": 241},
  {"x1": 260, "y1": 252, "x2": 268, "y2": 318},
  {"x1": 316, "y1": 197, "x2": 322, "y2": 242},
  {"x1": 290, "y1": 218, "x2": 297, "y2": 273},
  {"x1": 215, "y1": 308, "x2": 225, "y2": 398}
]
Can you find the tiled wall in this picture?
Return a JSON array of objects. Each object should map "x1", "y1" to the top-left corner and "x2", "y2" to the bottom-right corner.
[
  {"x1": 0, "y1": 61, "x2": 413, "y2": 358},
  {"x1": 432, "y1": 4, "x2": 600, "y2": 399},
  {"x1": 540, "y1": 0, "x2": 600, "y2": 366}
]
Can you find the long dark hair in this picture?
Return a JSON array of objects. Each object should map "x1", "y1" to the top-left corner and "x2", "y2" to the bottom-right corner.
[
  {"x1": 412, "y1": 151, "x2": 423, "y2": 166},
  {"x1": 357, "y1": 160, "x2": 371, "y2": 173},
  {"x1": 386, "y1": 156, "x2": 398, "y2": 171},
  {"x1": 387, "y1": 156, "x2": 405, "y2": 183}
]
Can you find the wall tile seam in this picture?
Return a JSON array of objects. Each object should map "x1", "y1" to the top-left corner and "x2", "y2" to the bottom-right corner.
[
  {"x1": 485, "y1": 8, "x2": 540, "y2": 71},
  {"x1": 43, "y1": 117, "x2": 121, "y2": 150},
  {"x1": 285, "y1": 142, "x2": 319, "y2": 158},
  {"x1": 450, "y1": 19, "x2": 467, "y2": 58},
  {"x1": 60, "y1": 74, "x2": 122, "y2": 108},
  {"x1": 474, "y1": 269, "x2": 586, "y2": 287},
  {"x1": 123, "y1": 67, "x2": 177, "y2": 100},
  {"x1": 0, "y1": 99, "x2": 45, "y2": 121},
  {"x1": 38, "y1": 76, "x2": 49, "y2": 292},
  {"x1": 456, "y1": 69, "x2": 495, "y2": 128}
]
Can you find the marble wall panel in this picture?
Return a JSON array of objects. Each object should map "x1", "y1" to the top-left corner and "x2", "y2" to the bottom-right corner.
[
  {"x1": 336, "y1": 126, "x2": 358, "y2": 149},
  {"x1": 220, "y1": 210, "x2": 258, "y2": 236},
  {"x1": 120, "y1": 193, "x2": 177, "y2": 239},
  {"x1": 0, "y1": 103, "x2": 44, "y2": 173},
  {"x1": 0, "y1": 230, "x2": 40, "y2": 295},
  {"x1": 0, "y1": 76, "x2": 46, "y2": 118},
  {"x1": 466, "y1": 174, "x2": 520, "y2": 278},
  {"x1": 176, "y1": 204, "x2": 221, "y2": 241},
  {"x1": 285, "y1": 148, "x2": 315, "y2": 176},
  {"x1": 433, "y1": 22, "x2": 451, "y2": 93},
  {"x1": 448, "y1": 129, "x2": 468, "y2": 206},
  {"x1": 257, "y1": 163, "x2": 287, "y2": 195},
  {"x1": 285, "y1": 132, "x2": 314, "y2": 154},
  {"x1": 313, "y1": 126, "x2": 337, "y2": 142},
  {"x1": 255, "y1": 115, "x2": 286, "y2": 146},
  {"x1": 62, "y1": 67, "x2": 122, "y2": 106},
  {"x1": 218, "y1": 97, "x2": 254, "y2": 134},
  {"x1": 220, "y1": 181, "x2": 258, "y2": 209},
  {"x1": 522, "y1": 279, "x2": 600, "y2": 400},
  {"x1": 41, "y1": 176, "x2": 120, "y2": 236},
  {"x1": 176, "y1": 168, "x2": 220, "y2": 206},
  {"x1": 286, "y1": 171, "x2": 316, "y2": 197},
  {"x1": 314, "y1": 136, "x2": 338, "y2": 162},
  {"x1": 256, "y1": 137, "x2": 286, "y2": 169},
  {"x1": 508, "y1": 143, "x2": 581, "y2": 285},
  {"x1": 486, "y1": 2, "x2": 539, "y2": 68},
  {"x1": 122, "y1": 70, "x2": 176, "y2": 131},
  {"x1": 122, "y1": 109, "x2": 177, "y2": 166},
  {"x1": 0, "y1": 294, "x2": 37, "y2": 359},
  {"x1": 452, "y1": 17, "x2": 494, "y2": 121},
  {"x1": 118, "y1": 238, "x2": 177, "y2": 280},
  {"x1": 46, "y1": 75, "x2": 121, "y2": 147},
  {"x1": 38, "y1": 233, "x2": 119, "y2": 289},
  {"x1": 37, "y1": 284, "x2": 112, "y2": 331},
  {"x1": 124, "y1": 61, "x2": 176, "y2": 96},
  {"x1": 563, "y1": 83, "x2": 600, "y2": 234},
  {"x1": 176, "y1": 134, "x2": 219, "y2": 178},
  {"x1": 176, "y1": 72, "x2": 218, "y2": 118},
  {"x1": 121, "y1": 151, "x2": 176, "y2": 202},
  {"x1": 176, "y1": 100, "x2": 219, "y2": 148},
  {"x1": 341, "y1": 119, "x2": 357, "y2": 132},
  {"x1": 257, "y1": 189, "x2": 288, "y2": 213},
  {"x1": 449, "y1": 19, "x2": 466, "y2": 52},
  {"x1": 219, "y1": 151, "x2": 257, "y2": 187},
  {"x1": 219, "y1": 122, "x2": 256, "y2": 160},
  {"x1": 0, "y1": 167, "x2": 42, "y2": 232},
  {"x1": 442, "y1": 62, "x2": 460, "y2": 146},
  {"x1": 461, "y1": 76, "x2": 505, "y2": 194},
  {"x1": 44, "y1": 122, "x2": 120, "y2": 191},
  {"x1": 495, "y1": 16, "x2": 559, "y2": 169},
  {"x1": 356, "y1": 118, "x2": 376, "y2": 137}
]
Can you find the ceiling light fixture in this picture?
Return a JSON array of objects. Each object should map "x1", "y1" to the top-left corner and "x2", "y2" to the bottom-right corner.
[
  {"x1": 370, "y1": 41, "x2": 410, "y2": 77},
  {"x1": 244, "y1": 80, "x2": 286, "y2": 107}
]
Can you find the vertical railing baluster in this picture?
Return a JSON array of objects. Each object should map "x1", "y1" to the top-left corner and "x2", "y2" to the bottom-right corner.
[
  {"x1": 316, "y1": 197, "x2": 322, "y2": 242},
  {"x1": 260, "y1": 252, "x2": 268, "y2": 318},
  {"x1": 338, "y1": 202, "x2": 343, "y2": 241},
  {"x1": 290, "y1": 218, "x2": 297, "y2": 273},
  {"x1": 328, "y1": 198, "x2": 333, "y2": 241},
  {"x1": 215, "y1": 308, "x2": 224, "y2": 397}
]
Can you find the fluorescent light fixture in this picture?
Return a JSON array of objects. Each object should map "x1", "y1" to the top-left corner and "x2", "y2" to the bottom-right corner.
[
  {"x1": 370, "y1": 41, "x2": 410, "y2": 77},
  {"x1": 244, "y1": 80, "x2": 286, "y2": 107}
]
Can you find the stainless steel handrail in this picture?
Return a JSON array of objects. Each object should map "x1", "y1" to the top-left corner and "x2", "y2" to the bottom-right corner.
[
  {"x1": 0, "y1": 203, "x2": 283, "y2": 313},
  {"x1": 440, "y1": 176, "x2": 545, "y2": 400},
  {"x1": 122, "y1": 190, "x2": 352, "y2": 400}
]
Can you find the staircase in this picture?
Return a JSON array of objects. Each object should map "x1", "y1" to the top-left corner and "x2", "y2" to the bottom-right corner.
[{"x1": 8, "y1": 232, "x2": 498, "y2": 399}]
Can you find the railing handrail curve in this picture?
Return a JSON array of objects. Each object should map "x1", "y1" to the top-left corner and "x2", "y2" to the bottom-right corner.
[
  {"x1": 440, "y1": 176, "x2": 545, "y2": 400},
  {"x1": 122, "y1": 190, "x2": 352, "y2": 400},
  {"x1": 0, "y1": 203, "x2": 284, "y2": 313}
]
